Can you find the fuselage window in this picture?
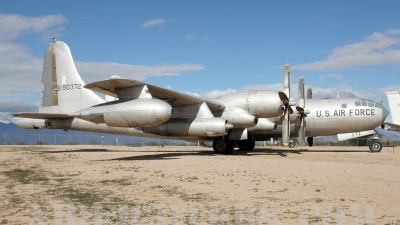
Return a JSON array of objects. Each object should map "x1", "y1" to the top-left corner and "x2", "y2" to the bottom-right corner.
[
  {"x1": 355, "y1": 101, "x2": 361, "y2": 106},
  {"x1": 341, "y1": 103, "x2": 347, "y2": 108}
]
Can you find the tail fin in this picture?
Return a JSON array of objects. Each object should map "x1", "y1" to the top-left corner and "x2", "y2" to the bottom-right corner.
[
  {"x1": 39, "y1": 40, "x2": 104, "y2": 114},
  {"x1": 387, "y1": 92, "x2": 400, "y2": 125}
]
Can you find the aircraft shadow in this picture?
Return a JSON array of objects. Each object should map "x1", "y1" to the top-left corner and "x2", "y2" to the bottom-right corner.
[{"x1": 41, "y1": 147, "x2": 371, "y2": 161}]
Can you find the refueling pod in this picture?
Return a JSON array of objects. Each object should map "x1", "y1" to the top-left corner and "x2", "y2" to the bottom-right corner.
[
  {"x1": 15, "y1": 118, "x2": 49, "y2": 129},
  {"x1": 70, "y1": 99, "x2": 173, "y2": 127}
]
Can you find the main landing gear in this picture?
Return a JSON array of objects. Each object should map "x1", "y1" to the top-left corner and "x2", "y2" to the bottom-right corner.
[
  {"x1": 367, "y1": 132, "x2": 383, "y2": 153},
  {"x1": 368, "y1": 139, "x2": 383, "y2": 152},
  {"x1": 212, "y1": 139, "x2": 256, "y2": 154}
]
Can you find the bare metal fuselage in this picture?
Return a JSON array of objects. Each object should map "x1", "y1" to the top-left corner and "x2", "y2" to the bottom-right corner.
[{"x1": 18, "y1": 96, "x2": 388, "y2": 142}]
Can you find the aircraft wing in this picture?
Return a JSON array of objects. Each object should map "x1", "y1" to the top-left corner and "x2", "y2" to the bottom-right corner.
[
  {"x1": 383, "y1": 122, "x2": 400, "y2": 132},
  {"x1": 13, "y1": 112, "x2": 70, "y2": 119},
  {"x1": 84, "y1": 78, "x2": 225, "y2": 111}
]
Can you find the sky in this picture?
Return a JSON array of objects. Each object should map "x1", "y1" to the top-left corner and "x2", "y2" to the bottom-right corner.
[{"x1": 1, "y1": 1, "x2": 400, "y2": 123}]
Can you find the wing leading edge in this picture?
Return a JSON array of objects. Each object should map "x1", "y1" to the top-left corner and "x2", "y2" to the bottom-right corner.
[
  {"x1": 13, "y1": 113, "x2": 70, "y2": 119},
  {"x1": 84, "y1": 77, "x2": 225, "y2": 111}
]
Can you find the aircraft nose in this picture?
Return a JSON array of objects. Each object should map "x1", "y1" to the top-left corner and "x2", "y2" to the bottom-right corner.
[{"x1": 382, "y1": 105, "x2": 389, "y2": 122}]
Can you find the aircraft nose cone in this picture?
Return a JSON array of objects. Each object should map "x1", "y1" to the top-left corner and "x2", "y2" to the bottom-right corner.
[{"x1": 382, "y1": 105, "x2": 389, "y2": 122}]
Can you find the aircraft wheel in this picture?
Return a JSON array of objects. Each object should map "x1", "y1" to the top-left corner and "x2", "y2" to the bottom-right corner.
[
  {"x1": 307, "y1": 137, "x2": 314, "y2": 147},
  {"x1": 369, "y1": 140, "x2": 382, "y2": 152},
  {"x1": 213, "y1": 139, "x2": 234, "y2": 154},
  {"x1": 289, "y1": 142, "x2": 295, "y2": 148},
  {"x1": 237, "y1": 141, "x2": 255, "y2": 151}
]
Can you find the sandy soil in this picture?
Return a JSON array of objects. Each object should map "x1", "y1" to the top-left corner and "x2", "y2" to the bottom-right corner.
[{"x1": 0, "y1": 144, "x2": 399, "y2": 224}]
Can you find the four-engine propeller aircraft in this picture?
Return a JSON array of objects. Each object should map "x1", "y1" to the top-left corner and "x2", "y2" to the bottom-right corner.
[
  {"x1": 382, "y1": 91, "x2": 400, "y2": 132},
  {"x1": 14, "y1": 40, "x2": 388, "y2": 153}
]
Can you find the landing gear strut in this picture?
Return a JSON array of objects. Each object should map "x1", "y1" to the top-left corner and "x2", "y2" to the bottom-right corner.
[
  {"x1": 237, "y1": 141, "x2": 255, "y2": 151},
  {"x1": 307, "y1": 137, "x2": 314, "y2": 147},
  {"x1": 213, "y1": 138, "x2": 234, "y2": 154}
]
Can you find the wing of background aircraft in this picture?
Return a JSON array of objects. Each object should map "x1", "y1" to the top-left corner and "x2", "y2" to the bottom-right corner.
[
  {"x1": 84, "y1": 77, "x2": 225, "y2": 112},
  {"x1": 382, "y1": 122, "x2": 400, "y2": 132},
  {"x1": 382, "y1": 92, "x2": 400, "y2": 132}
]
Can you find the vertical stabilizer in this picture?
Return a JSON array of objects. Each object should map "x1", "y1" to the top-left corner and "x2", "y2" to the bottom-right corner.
[
  {"x1": 39, "y1": 40, "x2": 104, "y2": 114},
  {"x1": 387, "y1": 92, "x2": 400, "y2": 125}
]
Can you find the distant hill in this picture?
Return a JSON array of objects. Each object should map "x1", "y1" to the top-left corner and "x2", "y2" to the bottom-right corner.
[
  {"x1": 0, "y1": 122, "x2": 19, "y2": 133},
  {"x1": 0, "y1": 122, "x2": 164, "y2": 145}
]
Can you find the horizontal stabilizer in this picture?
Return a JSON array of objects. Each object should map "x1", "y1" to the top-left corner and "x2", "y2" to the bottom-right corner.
[
  {"x1": 85, "y1": 77, "x2": 225, "y2": 111},
  {"x1": 13, "y1": 112, "x2": 70, "y2": 119}
]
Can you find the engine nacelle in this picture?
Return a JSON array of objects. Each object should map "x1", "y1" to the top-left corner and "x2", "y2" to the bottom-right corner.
[
  {"x1": 71, "y1": 99, "x2": 172, "y2": 127},
  {"x1": 143, "y1": 117, "x2": 232, "y2": 136},
  {"x1": 15, "y1": 118, "x2": 49, "y2": 129},
  {"x1": 223, "y1": 110, "x2": 258, "y2": 128},
  {"x1": 249, "y1": 91, "x2": 283, "y2": 118},
  {"x1": 247, "y1": 118, "x2": 276, "y2": 134},
  {"x1": 213, "y1": 91, "x2": 283, "y2": 120}
]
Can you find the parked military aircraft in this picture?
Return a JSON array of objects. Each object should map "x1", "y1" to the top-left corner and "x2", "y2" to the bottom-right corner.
[
  {"x1": 382, "y1": 91, "x2": 400, "y2": 132},
  {"x1": 14, "y1": 40, "x2": 388, "y2": 153}
]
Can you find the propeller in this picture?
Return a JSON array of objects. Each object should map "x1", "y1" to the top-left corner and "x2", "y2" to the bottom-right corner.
[
  {"x1": 307, "y1": 87, "x2": 312, "y2": 99},
  {"x1": 306, "y1": 86, "x2": 313, "y2": 147},
  {"x1": 296, "y1": 76, "x2": 308, "y2": 147},
  {"x1": 281, "y1": 63, "x2": 291, "y2": 146}
]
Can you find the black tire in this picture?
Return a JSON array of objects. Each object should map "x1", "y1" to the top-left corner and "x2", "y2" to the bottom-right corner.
[
  {"x1": 369, "y1": 140, "x2": 382, "y2": 152},
  {"x1": 213, "y1": 139, "x2": 234, "y2": 154},
  {"x1": 289, "y1": 142, "x2": 295, "y2": 148},
  {"x1": 237, "y1": 141, "x2": 255, "y2": 151},
  {"x1": 307, "y1": 137, "x2": 314, "y2": 147}
]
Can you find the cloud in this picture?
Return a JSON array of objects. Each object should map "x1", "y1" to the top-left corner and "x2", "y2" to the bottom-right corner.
[
  {"x1": 185, "y1": 34, "x2": 196, "y2": 40},
  {"x1": 0, "y1": 113, "x2": 14, "y2": 124},
  {"x1": 194, "y1": 81, "x2": 380, "y2": 104},
  {"x1": 0, "y1": 13, "x2": 67, "y2": 97},
  {"x1": 292, "y1": 29, "x2": 400, "y2": 71},
  {"x1": 0, "y1": 13, "x2": 205, "y2": 99},
  {"x1": 141, "y1": 18, "x2": 165, "y2": 28},
  {"x1": 0, "y1": 13, "x2": 67, "y2": 41},
  {"x1": 201, "y1": 89, "x2": 237, "y2": 99},
  {"x1": 319, "y1": 73, "x2": 343, "y2": 83},
  {"x1": 0, "y1": 99, "x2": 38, "y2": 123},
  {"x1": 76, "y1": 62, "x2": 205, "y2": 83},
  {"x1": 0, "y1": 99, "x2": 38, "y2": 113}
]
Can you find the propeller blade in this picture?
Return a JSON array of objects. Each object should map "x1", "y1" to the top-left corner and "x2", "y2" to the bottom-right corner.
[
  {"x1": 298, "y1": 76, "x2": 305, "y2": 109},
  {"x1": 283, "y1": 63, "x2": 291, "y2": 98},
  {"x1": 297, "y1": 76, "x2": 307, "y2": 148},
  {"x1": 282, "y1": 111, "x2": 290, "y2": 146},
  {"x1": 282, "y1": 63, "x2": 292, "y2": 147},
  {"x1": 298, "y1": 118, "x2": 306, "y2": 147},
  {"x1": 296, "y1": 106, "x2": 304, "y2": 114},
  {"x1": 307, "y1": 87, "x2": 312, "y2": 99},
  {"x1": 278, "y1": 92, "x2": 289, "y2": 105}
]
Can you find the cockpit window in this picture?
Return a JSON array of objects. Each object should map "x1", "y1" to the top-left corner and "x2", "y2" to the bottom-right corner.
[
  {"x1": 368, "y1": 102, "x2": 374, "y2": 107},
  {"x1": 341, "y1": 104, "x2": 347, "y2": 108},
  {"x1": 355, "y1": 101, "x2": 361, "y2": 106},
  {"x1": 361, "y1": 101, "x2": 367, "y2": 106},
  {"x1": 375, "y1": 103, "x2": 382, "y2": 108}
]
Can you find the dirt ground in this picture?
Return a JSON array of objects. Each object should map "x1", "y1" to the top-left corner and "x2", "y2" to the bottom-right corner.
[{"x1": 0, "y1": 144, "x2": 399, "y2": 224}]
